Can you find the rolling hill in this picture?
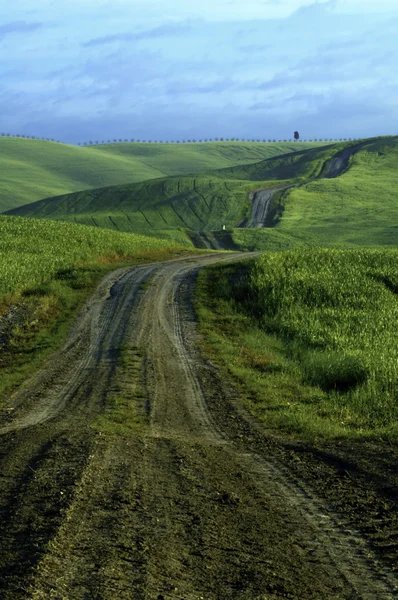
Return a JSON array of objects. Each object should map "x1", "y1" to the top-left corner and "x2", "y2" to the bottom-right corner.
[
  {"x1": 7, "y1": 136, "x2": 398, "y2": 250},
  {"x1": 5, "y1": 143, "x2": 342, "y2": 233},
  {"x1": 266, "y1": 136, "x2": 398, "y2": 248},
  {"x1": 0, "y1": 137, "x2": 326, "y2": 212}
]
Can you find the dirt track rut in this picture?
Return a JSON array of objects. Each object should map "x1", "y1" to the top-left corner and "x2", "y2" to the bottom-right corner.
[{"x1": 0, "y1": 254, "x2": 397, "y2": 599}]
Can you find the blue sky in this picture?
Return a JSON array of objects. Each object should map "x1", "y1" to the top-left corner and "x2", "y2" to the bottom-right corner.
[{"x1": 0, "y1": 0, "x2": 397, "y2": 144}]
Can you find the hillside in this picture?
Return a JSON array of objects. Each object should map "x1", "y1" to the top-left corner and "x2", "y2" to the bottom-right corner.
[
  {"x1": 6, "y1": 143, "x2": 343, "y2": 234},
  {"x1": 7, "y1": 136, "x2": 397, "y2": 249},
  {"x1": 0, "y1": 137, "x2": 326, "y2": 212},
  {"x1": 269, "y1": 136, "x2": 398, "y2": 248}
]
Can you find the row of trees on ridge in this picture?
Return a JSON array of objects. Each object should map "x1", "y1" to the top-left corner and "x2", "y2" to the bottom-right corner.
[{"x1": 0, "y1": 132, "x2": 361, "y2": 145}]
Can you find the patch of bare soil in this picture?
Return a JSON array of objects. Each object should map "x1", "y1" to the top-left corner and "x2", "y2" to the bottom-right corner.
[
  {"x1": 245, "y1": 186, "x2": 294, "y2": 229},
  {"x1": 0, "y1": 253, "x2": 397, "y2": 599}
]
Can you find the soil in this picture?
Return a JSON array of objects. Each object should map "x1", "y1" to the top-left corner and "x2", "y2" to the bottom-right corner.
[
  {"x1": 188, "y1": 232, "x2": 232, "y2": 251},
  {"x1": 0, "y1": 253, "x2": 397, "y2": 599},
  {"x1": 245, "y1": 186, "x2": 295, "y2": 229}
]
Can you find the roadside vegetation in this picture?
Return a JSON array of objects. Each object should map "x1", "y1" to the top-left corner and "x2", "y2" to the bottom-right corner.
[
  {"x1": 0, "y1": 215, "x2": 191, "y2": 406},
  {"x1": 0, "y1": 137, "x2": 326, "y2": 212},
  {"x1": 197, "y1": 248, "x2": 398, "y2": 442},
  {"x1": 3, "y1": 134, "x2": 398, "y2": 437},
  {"x1": 0, "y1": 215, "x2": 187, "y2": 298}
]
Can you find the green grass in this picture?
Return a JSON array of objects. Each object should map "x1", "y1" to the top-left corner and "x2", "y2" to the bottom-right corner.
[
  {"x1": 230, "y1": 228, "x2": 306, "y2": 252},
  {"x1": 6, "y1": 142, "x2": 350, "y2": 235},
  {"x1": 275, "y1": 137, "x2": 398, "y2": 247},
  {"x1": 4, "y1": 136, "x2": 397, "y2": 251},
  {"x1": 92, "y1": 344, "x2": 149, "y2": 435},
  {"x1": 0, "y1": 215, "x2": 187, "y2": 299},
  {"x1": 196, "y1": 248, "x2": 398, "y2": 442},
  {"x1": 7, "y1": 176, "x2": 252, "y2": 233},
  {"x1": 0, "y1": 137, "x2": 326, "y2": 212}
]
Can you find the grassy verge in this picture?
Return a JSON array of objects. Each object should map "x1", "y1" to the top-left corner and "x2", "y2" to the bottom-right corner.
[{"x1": 196, "y1": 248, "x2": 398, "y2": 443}]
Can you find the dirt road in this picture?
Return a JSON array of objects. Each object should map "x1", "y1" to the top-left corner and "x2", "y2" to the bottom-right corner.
[
  {"x1": 245, "y1": 185, "x2": 294, "y2": 229},
  {"x1": 0, "y1": 254, "x2": 397, "y2": 599},
  {"x1": 245, "y1": 141, "x2": 371, "y2": 229}
]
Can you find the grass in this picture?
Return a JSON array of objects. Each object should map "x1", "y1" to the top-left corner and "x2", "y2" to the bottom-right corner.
[
  {"x1": 0, "y1": 215, "x2": 187, "y2": 299},
  {"x1": 7, "y1": 176, "x2": 252, "y2": 233},
  {"x1": 230, "y1": 228, "x2": 306, "y2": 252},
  {"x1": 274, "y1": 137, "x2": 398, "y2": 247},
  {"x1": 0, "y1": 215, "x2": 194, "y2": 407},
  {"x1": 196, "y1": 248, "x2": 398, "y2": 442},
  {"x1": 6, "y1": 142, "x2": 349, "y2": 235},
  {"x1": 0, "y1": 137, "x2": 326, "y2": 212},
  {"x1": 4, "y1": 136, "x2": 397, "y2": 251},
  {"x1": 92, "y1": 344, "x2": 149, "y2": 435}
]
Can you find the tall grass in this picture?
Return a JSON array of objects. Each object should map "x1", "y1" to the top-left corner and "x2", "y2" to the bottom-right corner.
[
  {"x1": 0, "y1": 215, "x2": 184, "y2": 298},
  {"x1": 243, "y1": 249, "x2": 398, "y2": 433}
]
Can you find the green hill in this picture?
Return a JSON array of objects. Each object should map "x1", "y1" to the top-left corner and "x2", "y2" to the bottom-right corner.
[
  {"x1": 267, "y1": 136, "x2": 398, "y2": 248},
  {"x1": 7, "y1": 136, "x2": 397, "y2": 249},
  {"x1": 6, "y1": 143, "x2": 342, "y2": 234},
  {"x1": 0, "y1": 137, "x2": 326, "y2": 212}
]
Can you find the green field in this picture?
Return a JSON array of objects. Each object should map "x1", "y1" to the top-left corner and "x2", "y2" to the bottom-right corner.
[
  {"x1": 6, "y1": 142, "x2": 348, "y2": 235},
  {"x1": 0, "y1": 215, "x2": 185, "y2": 301},
  {"x1": 264, "y1": 137, "x2": 398, "y2": 248},
  {"x1": 197, "y1": 247, "x2": 398, "y2": 441},
  {"x1": 0, "y1": 137, "x2": 326, "y2": 212},
  {"x1": 9, "y1": 137, "x2": 397, "y2": 249}
]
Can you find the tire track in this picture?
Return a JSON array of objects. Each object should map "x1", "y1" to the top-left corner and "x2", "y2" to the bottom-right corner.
[{"x1": 1, "y1": 254, "x2": 397, "y2": 598}]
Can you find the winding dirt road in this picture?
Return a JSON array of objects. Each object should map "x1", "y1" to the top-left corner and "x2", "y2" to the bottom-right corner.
[
  {"x1": 1, "y1": 254, "x2": 397, "y2": 599},
  {"x1": 245, "y1": 141, "x2": 371, "y2": 229},
  {"x1": 245, "y1": 185, "x2": 294, "y2": 229}
]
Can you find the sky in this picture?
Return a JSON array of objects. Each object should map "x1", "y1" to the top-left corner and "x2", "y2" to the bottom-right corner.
[{"x1": 0, "y1": 0, "x2": 397, "y2": 144}]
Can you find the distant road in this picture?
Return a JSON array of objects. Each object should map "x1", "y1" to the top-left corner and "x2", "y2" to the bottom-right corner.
[{"x1": 244, "y1": 140, "x2": 372, "y2": 229}]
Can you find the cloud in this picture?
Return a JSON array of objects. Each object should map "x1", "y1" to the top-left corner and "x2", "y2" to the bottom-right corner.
[
  {"x1": 238, "y1": 44, "x2": 271, "y2": 54},
  {"x1": 0, "y1": 20, "x2": 44, "y2": 38},
  {"x1": 0, "y1": 0, "x2": 397, "y2": 143},
  {"x1": 82, "y1": 21, "x2": 193, "y2": 47},
  {"x1": 164, "y1": 78, "x2": 237, "y2": 96}
]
